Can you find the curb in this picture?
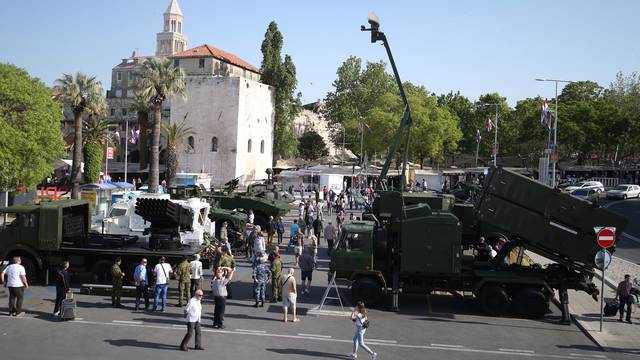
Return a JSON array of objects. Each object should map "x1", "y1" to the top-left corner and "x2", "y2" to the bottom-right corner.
[{"x1": 551, "y1": 297, "x2": 605, "y2": 352}]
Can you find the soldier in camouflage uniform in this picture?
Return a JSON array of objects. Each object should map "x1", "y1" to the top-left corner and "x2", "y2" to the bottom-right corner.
[
  {"x1": 219, "y1": 246, "x2": 236, "y2": 299},
  {"x1": 111, "y1": 257, "x2": 125, "y2": 308},
  {"x1": 175, "y1": 257, "x2": 192, "y2": 307},
  {"x1": 270, "y1": 247, "x2": 282, "y2": 303},
  {"x1": 252, "y1": 253, "x2": 271, "y2": 307}
]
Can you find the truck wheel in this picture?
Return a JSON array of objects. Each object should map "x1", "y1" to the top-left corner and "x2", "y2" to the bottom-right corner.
[
  {"x1": 20, "y1": 256, "x2": 39, "y2": 284},
  {"x1": 477, "y1": 285, "x2": 510, "y2": 316},
  {"x1": 514, "y1": 288, "x2": 549, "y2": 319},
  {"x1": 253, "y1": 214, "x2": 268, "y2": 230},
  {"x1": 351, "y1": 277, "x2": 382, "y2": 307},
  {"x1": 91, "y1": 260, "x2": 113, "y2": 284}
]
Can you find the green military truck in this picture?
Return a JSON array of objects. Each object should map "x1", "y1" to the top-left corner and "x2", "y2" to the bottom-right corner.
[
  {"x1": 330, "y1": 167, "x2": 627, "y2": 322},
  {"x1": 0, "y1": 200, "x2": 209, "y2": 284}
]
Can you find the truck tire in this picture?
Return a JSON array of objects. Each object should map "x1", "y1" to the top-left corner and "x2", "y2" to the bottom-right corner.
[
  {"x1": 253, "y1": 214, "x2": 268, "y2": 231},
  {"x1": 351, "y1": 277, "x2": 382, "y2": 307},
  {"x1": 91, "y1": 260, "x2": 113, "y2": 284},
  {"x1": 514, "y1": 287, "x2": 549, "y2": 319},
  {"x1": 20, "y1": 256, "x2": 39, "y2": 284},
  {"x1": 477, "y1": 284, "x2": 510, "y2": 316}
]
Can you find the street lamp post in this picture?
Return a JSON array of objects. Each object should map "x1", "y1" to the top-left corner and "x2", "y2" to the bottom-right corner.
[{"x1": 536, "y1": 78, "x2": 573, "y2": 188}]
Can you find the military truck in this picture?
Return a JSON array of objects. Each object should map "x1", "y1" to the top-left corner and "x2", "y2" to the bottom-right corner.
[
  {"x1": 331, "y1": 167, "x2": 627, "y2": 321},
  {"x1": 0, "y1": 200, "x2": 209, "y2": 285},
  {"x1": 331, "y1": 14, "x2": 628, "y2": 323}
]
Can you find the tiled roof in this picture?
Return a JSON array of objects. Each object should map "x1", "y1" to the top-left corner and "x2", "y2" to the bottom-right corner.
[{"x1": 171, "y1": 44, "x2": 261, "y2": 73}]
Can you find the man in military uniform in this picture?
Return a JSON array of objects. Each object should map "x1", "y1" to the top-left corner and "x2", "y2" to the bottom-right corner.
[
  {"x1": 219, "y1": 246, "x2": 236, "y2": 299},
  {"x1": 111, "y1": 257, "x2": 125, "y2": 308},
  {"x1": 270, "y1": 247, "x2": 282, "y2": 303},
  {"x1": 175, "y1": 257, "x2": 192, "y2": 307},
  {"x1": 252, "y1": 253, "x2": 271, "y2": 307}
]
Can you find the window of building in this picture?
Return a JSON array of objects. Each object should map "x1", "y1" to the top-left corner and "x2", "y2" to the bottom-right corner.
[
  {"x1": 178, "y1": 22, "x2": 182, "y2": 33},
  {"x1": 110, "y1": 108, "x2": 115, "y2": 116},
  {"x1": 260, "y1": 140, "x2": 265, "y2": 154},
  {"x1": 121, "y1": 108, "x2": 127, "y2": 116},
  {"x1": 174, "y1": 59, "x2": 180, "y2": 67},
  {"x1": 247, "y1": 139, "x2": 252, "y2": 153},
  {"x1": 115, "y1": 89, "x2": 122, "y2": 98},
  {"x1": 128, "y1": 72, "x2": 134, "y2": 81},
  {"x1": 188, "y1": 136, "x2": 195, "y2": 150},
  {"x1": 211, "y1": 137, "x2": 218, "y2": 152},
  {"x1": 116, "y1": 72, "x2": 122, "y2": 82},
  {"x1": 199, "y1": 58, "x2": 205, "y2": 68}
]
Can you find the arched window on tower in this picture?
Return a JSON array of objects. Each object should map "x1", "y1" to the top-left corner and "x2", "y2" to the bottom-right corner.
[
  {"x1": 247, "y1": 139, "x2": 252, "y2": 153},
  {"x1": 260, "y1": 140, "x2": 265, "y2": 154},
  {"x1": 178, "y1": 22, "x2": 182, "y2": 33},
  {"x1": 188, "y1": 136, "x2": 195, "y2": 151},
  {"x1": 211, "y1": 137, "x2": 218, "y2": 152}
]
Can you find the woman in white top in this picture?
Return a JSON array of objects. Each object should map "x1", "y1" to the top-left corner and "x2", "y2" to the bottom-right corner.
[{"x1": 350, "y1": 301, "x2": 376, "y2": 359}]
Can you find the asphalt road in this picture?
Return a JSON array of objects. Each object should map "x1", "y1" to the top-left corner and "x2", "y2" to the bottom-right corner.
[{"x1": 602, "y1": 198, "x2": 640, "y2": 264}]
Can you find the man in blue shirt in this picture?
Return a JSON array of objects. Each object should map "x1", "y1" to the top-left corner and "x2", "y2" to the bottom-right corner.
[{"x1": 134, "y1": 258, "x2": 149, "y2": 311}]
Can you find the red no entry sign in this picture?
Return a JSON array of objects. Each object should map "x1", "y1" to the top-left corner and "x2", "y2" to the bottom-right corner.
[{"x1": 597, "y1": 228, "x2": 616, "y2": 249}]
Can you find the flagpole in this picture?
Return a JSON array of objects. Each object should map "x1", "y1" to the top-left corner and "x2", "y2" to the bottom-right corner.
[
  {"x1": 475, "y1": 139, "x2": 480, "y2": 167},
  {"x1": 124, "y1": 118, "x2": 129, "y2": 183},
  {"x1": 493, "y1": 105, "x2": 498, "y2": 167}
]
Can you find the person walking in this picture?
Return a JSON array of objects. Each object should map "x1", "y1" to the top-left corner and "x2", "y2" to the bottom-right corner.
[
  {"x1": 53, "y1": 260, "x2": 71, "y2": 316},
  {"x1": 248, "y1": 209, "x2": 255, "y2": 225},
  {"x1": 294, "y1": 228, "x2": 304, "y2": 267},
  {"x1": 190, "y1": 254, "x2": 203, "y2": 296},
  {"x1": 219, "y1": 221, "x2": 229, "y2": 244},
  {"x1": 313, "y1": 217, "x2": 323, "y2": 244},
  {"x1": 219, "y1": 246, "x2": 236, "y2": 299},
  {"x1": 176, "y1": 257, "x2": 192, "y2": 307},
  {"x1": 252, "y1": 254, "x2": 272, "y2": 307},
  {"x1": 270, "y1": 248, "x2": 282, "y2": 303},
  {"x1": 281, "y1": 268, "x2": 299, "y2": 323},
  {"x1": 276, "y1": 216, "x2": 285, "y2": 245},
  {"x1": 324, "y1": 221, "x2": 337, "y2": 255},
  {"x1": 152, "y1": 257, "x2": 173, "y2": 312},
  {"x1": 211, "y1": 266, "x2": 233, "y2": 329},
  {"x1": 180, "y1": 289, "x2": 205, "y2": 351},
  {"x1": 133, "y1": 258, "x2": 149, "y2": 311},
  {"x1": 267, "y1": 216, "x2": 277, "y2": 245},
  {"x1": 349, "y1": 301, "x2": 377, "y2": 359},
  {"x1": 616, "y1": 274, "x2": 634, "y2": 324},
  {"x1": 1, "y1": 257, "x2": 29, "y2": 316},
  {"x1": 299, "y1": 248, "x2": 315, "y2": 295},
  {"x1": 111, "y1": 257, "x2": 125, "y2": 308},
  {"x1": 254, "y1": 230, "x2": 266, "y2": 257},
  {"x1": 309, "y1": 234, "x2": 319, "y2": 269}
]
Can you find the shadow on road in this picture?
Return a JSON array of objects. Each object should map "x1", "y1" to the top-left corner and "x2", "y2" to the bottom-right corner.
[
  {"x1": 104, "y1": 339, "x2": 180, "y2": 351},
  {"x1": 265, "y1": 348, "x2": 350, "y2": 359}
]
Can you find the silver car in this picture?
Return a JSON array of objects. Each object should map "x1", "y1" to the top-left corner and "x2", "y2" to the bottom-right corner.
[
  {"x1": 607, "y1": 184, "x2": 640, "y2": 200},
  {"x1": 563, "y1": 180, "x2": 605, "y2": 193}
]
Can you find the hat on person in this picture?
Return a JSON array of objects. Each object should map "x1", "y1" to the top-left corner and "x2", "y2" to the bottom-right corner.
[
  {"x1": 255, "y1": 225, "x2": 261, "y2": 232},
  {"x1": 194, "y1": 254, "x2": 200, "y2": 261}
]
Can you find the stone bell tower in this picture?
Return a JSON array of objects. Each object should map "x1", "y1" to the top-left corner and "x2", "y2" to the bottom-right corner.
[{"x1": 155, "y1": 0, "x2": 188, "y2": 56}]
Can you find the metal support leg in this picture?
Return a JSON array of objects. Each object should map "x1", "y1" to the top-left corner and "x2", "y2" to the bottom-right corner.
[
  {"x1": 559, "y1": 285, "x2": 571, "y2": 325},
  {"x1": 391, "y1": 270, "x2": 399, "y2": 312}
]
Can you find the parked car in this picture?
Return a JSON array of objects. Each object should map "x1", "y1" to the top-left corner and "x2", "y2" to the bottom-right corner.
[
  {"x1": 563, "y1": 181, "x2": 605, "y2": 193},
  {"x1": 606, "y1": 184, "x2": 640, "y2": 200},
  {"x1": 570, "y1": 188, "x2": 599, "y2": 202}
]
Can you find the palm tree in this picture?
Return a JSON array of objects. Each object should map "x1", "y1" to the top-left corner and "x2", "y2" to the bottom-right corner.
[
  {"x1": 129, "y1": 93, "x2": 152, "y2": 170},
  {"x1": 54, "y1": 72, "x2": 105, "y2": 198},
  {"x1": 132, "y1": 58, "x2": 185, "y2": 193},
  {"x1": 162, "y1": 115, "x2": 194, "y2": 187},
  {"x1": 82, "y1": 117, "x2": 116, "y2": 183}
]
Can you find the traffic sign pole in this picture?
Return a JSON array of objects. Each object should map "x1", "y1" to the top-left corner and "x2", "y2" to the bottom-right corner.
[
  {"x1": 594, "y1": 227, "x2": 616, "y2": 332},
  {"x1": 600, "y1": 249, "x2": 605, "y2": 332}
]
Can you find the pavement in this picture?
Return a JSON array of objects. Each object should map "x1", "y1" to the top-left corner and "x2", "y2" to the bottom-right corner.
[
  {"x1": 528, "y1": 253, "x2": 640, "y2": 357},
  {"x1": 0, "y1": 199, "x2": 637, "y2": 359}
]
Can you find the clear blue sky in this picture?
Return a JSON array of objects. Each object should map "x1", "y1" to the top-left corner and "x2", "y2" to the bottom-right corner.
[{"x1": 2, "y1": 0, "x2": 639, "y2": 106}]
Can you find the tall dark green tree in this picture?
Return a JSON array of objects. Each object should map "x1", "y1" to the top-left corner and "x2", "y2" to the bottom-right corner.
[
  {"x1": 260, "y1": 21, "x2": 301, "y2": 161},
  {"x1": 0, "y1": 63, "x2": 65, "y2": 190},
  {"x1": 298, "y1": 130, "x2": 329, "y2": 160}
]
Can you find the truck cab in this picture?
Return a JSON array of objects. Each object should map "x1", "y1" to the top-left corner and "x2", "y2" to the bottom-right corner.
[{"x1": 330, "y1": 221, "x2": 376, "y2": 280}]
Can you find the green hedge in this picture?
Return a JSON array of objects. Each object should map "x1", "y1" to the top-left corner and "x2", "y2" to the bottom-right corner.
[{"x1": 83, "y1": 142, "x2": 104, "y2": 183}]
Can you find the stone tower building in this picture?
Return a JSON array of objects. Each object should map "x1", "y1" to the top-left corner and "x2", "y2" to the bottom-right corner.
[{"x1": 156, "y1": 0, "x2": 188, "y2": 56}]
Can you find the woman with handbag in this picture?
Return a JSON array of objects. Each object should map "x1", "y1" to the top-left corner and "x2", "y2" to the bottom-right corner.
[{"x1": 349, "y1": 301, "x2": 377, "y2": 359}]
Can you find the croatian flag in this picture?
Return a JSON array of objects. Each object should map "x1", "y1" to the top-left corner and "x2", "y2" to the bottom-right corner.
[
  {"x1": 487, "y1": 118, "x2": 494, "y2": 132},
  {"x1": 541, "y1": 99, "x2": 550, "y2": 128},
  {"x1": 475, "y1": 128, "x2": 482, "y2": 143}
]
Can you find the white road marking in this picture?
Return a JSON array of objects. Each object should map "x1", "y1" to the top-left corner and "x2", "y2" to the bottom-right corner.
[
  {"x1": 431, "y1": 344, "x2": 465, "y2": 348},
  {"x1": 171, "y1": 324, "x2": 184, "y2": 327},
  {"x1": 500, "y1": 349, "x2": 535, "y2": 353},
  {"x1": 234, "y1": 329, "x2": 266, "y2": 334},
  {"x1": 298, "y1": 333, "x2": 332, "y2": 338},
  {"x1": 9, "y1": 317, "x2": 606, "y2": 360},
  {"x1": 569, "y1": 354, "x2": 606, "y2": 359},
  {"x1": 73, "y1": 318, "x2": 84, "y2": 321},
  {"x1": 622, "y1": 232, "x2": 640, "y2": 244},
  {"x1": 112, "y1": 320, "x2": 143, "y2": 325},
  {"x1": 367, "y1": 339, "x2": 398, "y2": 344}
]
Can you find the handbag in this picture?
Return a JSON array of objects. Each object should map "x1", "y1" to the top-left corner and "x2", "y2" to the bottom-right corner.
[{"x1": 362, "y1": 318, "x2": 370, "y2": 329}]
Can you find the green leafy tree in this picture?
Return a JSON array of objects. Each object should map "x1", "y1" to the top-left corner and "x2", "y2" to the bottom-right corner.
[
  {"x1": 133, "y1": 58, "x2": 186, "y2": 193},
  {"x1": 298, "y1": 130, "x2": 329, "y2": 160},
  {"x1": 162, "y1": 116, "x2": 194, "y2": 186},
  {"x1": 53, "y1": 72, "x2": 105, "y2": 198},
  {"x1": 437, "y1": 91, "x2": 475, "y2": 157},
  {"x1": 129, "y1": 93, "x2": 152, "y2": 170},
  {"x1": 605, "y1": 72, "x2": 640, "y2": 159},
  {"x1": 82, "y1": 117, "x2": 115, "y2": 183},
  {"x1": 0, "y1": 63, "x2": 65, "y2": 190},
  {"x1": 260, "y1": 21, "x2": 301, "y2": 161}
]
